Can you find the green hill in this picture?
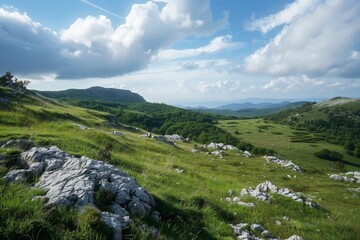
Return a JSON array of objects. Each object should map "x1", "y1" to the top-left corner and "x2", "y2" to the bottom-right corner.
[
  {"x1": 35, "y1": 86, "x2": 146, "y2": 103},
  {"x1": 265, "y1": 97, "x2": 360, "y2": 157},
  {"x1": 1, "y1": 85, "x2": 360, "y2": 239}
]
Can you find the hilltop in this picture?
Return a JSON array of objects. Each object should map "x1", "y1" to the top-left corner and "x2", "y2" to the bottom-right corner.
[{"x1": 35, "y1": 86, "x2": 146, "y2": 104}]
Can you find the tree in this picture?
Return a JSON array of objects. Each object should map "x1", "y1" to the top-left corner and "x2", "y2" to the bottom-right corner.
[{"x1": 0, "y1": 72, "x2": 30, "y2": 89}]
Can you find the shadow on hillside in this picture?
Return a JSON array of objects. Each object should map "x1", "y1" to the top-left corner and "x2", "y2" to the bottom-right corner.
[{"x1": 151, "y1": 194, "x2": 236, "y2": 239}]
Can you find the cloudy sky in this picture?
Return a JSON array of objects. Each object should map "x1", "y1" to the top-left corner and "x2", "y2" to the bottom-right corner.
[{"x1": 0, "y1": 0, "x2": 359, "y2": 105}]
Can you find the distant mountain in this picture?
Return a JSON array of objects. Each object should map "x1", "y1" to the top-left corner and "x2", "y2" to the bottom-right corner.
[
  {"x1": 35, "y1": 86, "x2": 146, "y2": 103},
  {"x1": 193, "y1": 101, "x2": 308, "y2": 118}
]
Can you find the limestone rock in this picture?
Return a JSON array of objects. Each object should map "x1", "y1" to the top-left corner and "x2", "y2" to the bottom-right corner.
[
  {"x1": 1, "y1": 139, "x2": 36, "y2": 151},
  {"x1": 4, "y1": 146, "x2": 156, "y2": 240},
  {"x1": 241, "y1": 181, "x2": 319, "y2": 208},
  {"x1": 101, "y1": 212, "x2": 122, "y2": 240},
  {"x1": 286, "y1": 235, "x2": 304, "y2": 240},
  {"x1": 262, "y1": 156, "x2": 302, "y2": 172},
  {"x1": 251, "y1": 224, "x2": 265, "y2": 232}
]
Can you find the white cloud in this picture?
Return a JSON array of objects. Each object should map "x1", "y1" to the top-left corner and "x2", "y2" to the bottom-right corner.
[
  {"x1": 0, "y1": 0, "x2": 228, "y2": 79},
  {"x1": 244, "y1": 0, "x2": 360, "y2": 78},
  {"x1": 246, "y1": 0, "x2": 322, "y2": 33},
  {"x1": 262, "y1": 75, "x2": 324, "y2": 91},
  {"x1": 156, "y1": 35, "x2": 242, "y2": 60}
]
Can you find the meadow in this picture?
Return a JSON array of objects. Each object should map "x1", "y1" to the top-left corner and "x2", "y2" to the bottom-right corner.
[{"x1": 0, "y1": 92, "x2": 359, "y2": 239}]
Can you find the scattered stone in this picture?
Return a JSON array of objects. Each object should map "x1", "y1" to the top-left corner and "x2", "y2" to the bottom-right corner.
[
  {"x1": 211, "y1": 150, "x2": 223, "y2": 157},
  {"x1": 1, "y1": 139, "x2": 36, "y2": 151},
  {"x1": 348, "y1": 187, "x2": 360, "y2": 193},
  {"x1": 274, "y1": 220, "x2": 282, "y2": 225},
  {"x1": 141, "y1": 132, "x2": 152, "y2": 138},
  {"x1": 330, "y1": 172, "x2": 360, "y2": 183},
  {"x1": 191, "y1": 149, "x2": 199, "y2": 153},
  {"x1": 175, "y1": 168, "x2": 184, "y2": 174},
  {"x1": 241, "y1": 181, "x2": 319, "y2": 208},
  {"x1": 112, "y1": 131, "x2": 124, "y2": 137},
  {"x1": 153, "y1": 135, "x2": 175, "y2": 146},
  {"x1": 222, "y1": 194, "x2": 255, "y2": 207},
  {"x1": 286, "y1": 235, "x2": 304, "y2": 240},
  {"x1": 164, "y1": 134, "x2": 184, "y2": 142},
  {"x1": 262, "y1": 230, "x2": 271, "y2": 238},
  {"x1": 262, "y1": 156, "x2": 302, "y2": 172},
  {"x1": 73, "y1": 123, "x2": 87, "y2": 130},
  {"x1": 243, "y1": 151, "x2": 252, "y2": 158},
  {"x1": 251, "y1": 224, "x2": 265, "y2": 232},
  {"x1": 3, "y1": 146, "x2": 156, "y2": 239},
  {"x1": 202, "y1": 142, "x2": 238, "y2": 151},
  {"x1": 228, "y1": 189, "x2": 234, "y2": 196},
  {"x1": 237, "y1": 201, "x2": 255, "y2": 207},
  {"x1": 282, "y1": 216, "x2": 291, "y2": 221}
]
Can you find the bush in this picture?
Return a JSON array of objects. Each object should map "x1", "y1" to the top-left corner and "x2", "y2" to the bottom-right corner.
[
  {"x1": 314, "y1": 149, "x2": 343, "y2": 161},
  {"x1": 95, "y1": 189, "x2": 115, "y2": 211}
]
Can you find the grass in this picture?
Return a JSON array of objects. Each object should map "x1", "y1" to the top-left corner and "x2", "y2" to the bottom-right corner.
[{"x1": 0, "y1": 92, "x2": 359, "y2": 239}]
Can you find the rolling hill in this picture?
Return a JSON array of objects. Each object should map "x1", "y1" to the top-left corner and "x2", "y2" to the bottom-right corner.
[
  {"x1": 1, "y1": 85, "x2": 360, "y2": 239},
  {"x1": 35, "y1": 86, "x2": 146, "y2": 104}
]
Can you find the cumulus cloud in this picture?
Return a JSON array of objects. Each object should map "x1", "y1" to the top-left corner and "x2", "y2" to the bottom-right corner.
[
  {"x1": 244, "y1": 0, "x2": 360, "y2": 78},
  {"x1": 246, "y1": 0, "x2": 322, "y2": 33},
  {"x1": 156, "y1": 35, "x2": 242, "y2": 60},
  {"x1": 0, "y1": 0, "x2": 228, "y2": 79}
]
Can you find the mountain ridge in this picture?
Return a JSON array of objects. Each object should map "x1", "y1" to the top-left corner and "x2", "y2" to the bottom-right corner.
[{"x1": 34, "y1": 86, "x2": 146, "y2": 104}]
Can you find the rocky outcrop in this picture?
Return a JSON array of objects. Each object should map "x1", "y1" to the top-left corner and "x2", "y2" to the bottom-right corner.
[
  {"x1": 262, "y1": 156, "x2": 302, "y2": 172},
  {"x1": 329, "y1": 172, "x2": 360, "y2": 183},
  {"x1": 241, "y1": 181, "x2": 319, "y2": 208},
  {"x1": 3, "y1": 146, "x2": 156, "y2": 239},
  {"x1": 202, "y1": 142, "x2": 238, "y2": 151},
  {"x1": 229, "y1": 222, "x2": 303, "y2": 240},
  {"x1": 1, "y1": 139, "x2": 36, "y2": 151},
  {"x1": 153, "y1": 135, "x2": 175, "y2": 146}
]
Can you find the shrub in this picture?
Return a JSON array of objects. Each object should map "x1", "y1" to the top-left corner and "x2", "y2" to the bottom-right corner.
[
  {"x1": 95, "y1": 189, "x2": 115, "y2": 211},
  {"x1": 314, "y1": 149, "x2": 343, "y2": 161}
]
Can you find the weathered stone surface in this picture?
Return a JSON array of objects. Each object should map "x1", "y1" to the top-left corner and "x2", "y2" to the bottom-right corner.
[
  {"x1": 330, "y1": 172, "x2": 360, "y2": 183},
  {"x1": 1, "y1": 139, "x2": 36, "y2": 151},
  {"x1": 3, "y1": 146, "x2": 156, "y2": 239},
  {"x1": 101, "y1": 212, "x2": 122, "y2": 240},
  {"x1": 241, "y1": 181, "x2": 319, "y2": 208},
  {"x1": 230, "y1": 222, "x2": 303, "y2": 240},
  {"x1": 112, "y1": 131, "x2": 124, "y2": 137},
  {"x1": 4, "y1": 169, "x2": 28, "y2": 182},
  {"x1": 202, "y1": 142, "x2": 238, "y2": 151},
  {"x1": 251, "y1": 224, "x2": 265, "y2": 232},
  {"x1": 262, "y1": 156, "x2": 302, "y2": 172},
  {"x1": 286, "y1": 235, "x2": 304, "y2": 240}
]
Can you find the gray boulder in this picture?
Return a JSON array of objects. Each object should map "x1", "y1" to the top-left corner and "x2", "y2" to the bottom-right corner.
[
  {"x1": 1, "y1": 139, "x2": 36, "y2": 151},
  {"x1": 3, "y1": 146, "x2": 156, "y2": 239}
]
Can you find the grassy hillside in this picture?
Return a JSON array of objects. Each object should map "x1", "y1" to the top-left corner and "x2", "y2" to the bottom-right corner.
[
  {"x1": 1, "y1": 87, "x2": 360, "y2": 239},
  {"x1": 265, "y1": 97, "x2": 360, "y2": 158},
  {"x1": 35, "y1": 86, "x2": 146, "y2": 104}
]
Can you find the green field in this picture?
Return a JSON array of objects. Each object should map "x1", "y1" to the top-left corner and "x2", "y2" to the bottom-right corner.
[{"x1": 1, "y1": 89, "x2": 360, "y2": 239}]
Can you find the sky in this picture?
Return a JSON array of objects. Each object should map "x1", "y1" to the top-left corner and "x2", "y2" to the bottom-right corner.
[{"x1": 0, "y1": 0, "x2": 359, "y2": 106}]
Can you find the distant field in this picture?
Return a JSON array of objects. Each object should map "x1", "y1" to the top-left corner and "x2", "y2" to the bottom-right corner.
[{"x1": 218, "y1": 119, "x2": 360, "y2": 170}]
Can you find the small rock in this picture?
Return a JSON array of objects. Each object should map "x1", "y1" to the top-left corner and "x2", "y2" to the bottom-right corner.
[
  {"x1": 262, "y1": 230, "x2": 271, "y2": 238},
  {"x1": 286, "y1": 235, "x2": 304, "y2": 240},
  {"x1": 274, "y1": 220, "x2": 281, "y2": 225},
  {"x1": 251, "y1": 223, "x2": 265, "y2": 232}
]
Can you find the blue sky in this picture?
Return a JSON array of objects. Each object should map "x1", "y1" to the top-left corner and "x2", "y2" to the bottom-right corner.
[{"x1": 0, "y1": 0, "x2": 359, "y2": 105}]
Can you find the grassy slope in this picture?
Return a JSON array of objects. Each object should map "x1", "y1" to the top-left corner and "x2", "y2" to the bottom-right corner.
[{"x1": 0, "y1": 89, "x2": 359, "y2": 239}]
